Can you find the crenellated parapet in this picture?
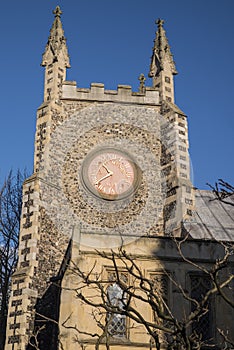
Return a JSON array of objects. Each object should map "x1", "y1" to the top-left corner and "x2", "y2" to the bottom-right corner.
[{"x1": 62, "y1": 82, "x2": 160, "y2": 105}]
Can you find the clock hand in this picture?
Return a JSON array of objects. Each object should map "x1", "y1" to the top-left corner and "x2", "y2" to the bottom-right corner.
[
  {"x1": 95, "y1": 171, "x2": 113, "y2": 185},
  {"x1": 102, "y1": 163, "x2": 112, "y2": 174}
]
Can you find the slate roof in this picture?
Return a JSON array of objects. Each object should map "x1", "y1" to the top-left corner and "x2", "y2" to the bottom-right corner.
[{"x1": 184, "y1": 190, "x2": 234, "y2": 242}]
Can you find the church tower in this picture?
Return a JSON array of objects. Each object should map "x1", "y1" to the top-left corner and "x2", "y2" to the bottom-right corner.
[{"x1": 5, "y1": 7, "x2": 205, "y2": 350}]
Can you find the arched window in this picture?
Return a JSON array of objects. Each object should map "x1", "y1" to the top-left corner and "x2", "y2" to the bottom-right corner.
[
  {"x1": 190, "y1": 274, "x2": 213, "y2": 342},
  {"x1": 106, "y1": 282, "x2": 126, "y2": 338}
]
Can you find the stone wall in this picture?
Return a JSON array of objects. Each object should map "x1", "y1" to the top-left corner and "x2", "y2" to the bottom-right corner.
[{"x1": 5, "y1": 81, "x2": 194, "y2": 349}]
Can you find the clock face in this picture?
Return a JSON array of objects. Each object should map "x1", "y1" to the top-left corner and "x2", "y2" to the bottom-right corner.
[{"x1": 82, "y1": 149, "x2": 139, "y2": 200}]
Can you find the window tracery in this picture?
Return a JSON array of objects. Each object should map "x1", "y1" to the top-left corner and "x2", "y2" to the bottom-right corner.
[
  {"x1": 190, "y1": 274, "x2": 213, "y2": 341},
  {"x1": 106, "y1": 282, "x2": 127, "y2": 337}
]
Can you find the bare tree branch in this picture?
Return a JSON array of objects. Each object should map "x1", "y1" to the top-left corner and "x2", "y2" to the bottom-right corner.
[
  {"x1": 67, "y1": 236, "x2": 233, "y2": 350},
  {"x1": 207, "y1": 179, "x2": 234, "y2": 206},
  {"x1": 0, "y1": 169, "x2": 27, "y2": 350}
]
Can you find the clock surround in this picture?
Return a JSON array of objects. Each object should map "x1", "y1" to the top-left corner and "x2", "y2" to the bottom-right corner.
[
  {"x1": 43, "y1": 104, "x2": 165, "y2": 244},
  {"x1": 81, "y1": 148, "x2": 141, "y2": 201}
]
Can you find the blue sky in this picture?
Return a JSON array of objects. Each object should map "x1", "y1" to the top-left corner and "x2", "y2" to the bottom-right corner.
[{"x1": 0, "y1": 0, "x2": 234, "y2": 189}]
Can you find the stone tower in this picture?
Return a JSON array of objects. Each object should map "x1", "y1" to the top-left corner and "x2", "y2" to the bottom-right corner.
[
  {"x1": 6, "y1": 7, "x2": 232, "y2": 350},
  {"x1": 149, "y1": 18, "x2": 177, "y2": 103}
]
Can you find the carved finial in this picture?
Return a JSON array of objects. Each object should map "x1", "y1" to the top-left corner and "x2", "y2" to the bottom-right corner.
[
  {"x1": 156, "y1": 18, "x2": 164, "y2": 27},
  {"x1": 53, "y1": 6, "x2": 62, "y2": 18},
  {"x1": 138, "y1": 73, "x2": 146, "y2": 93}
]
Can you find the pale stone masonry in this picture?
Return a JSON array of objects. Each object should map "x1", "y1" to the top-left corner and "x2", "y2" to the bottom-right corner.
[
  {"x1": 62, "y1": 82, "x2": 160, "y2": 104},
  {"x1": 4, "y1": 6, "x2": 233, "y2": 350}
]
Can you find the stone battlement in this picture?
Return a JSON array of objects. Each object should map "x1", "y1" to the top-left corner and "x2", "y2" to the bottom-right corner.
[{"x1": 62, "y1": 81, "x2": 160, "y2": 105}]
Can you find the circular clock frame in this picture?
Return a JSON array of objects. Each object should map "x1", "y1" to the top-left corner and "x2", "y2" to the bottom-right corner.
[{"x1": 81, "y1": 148, "x2": 141, "y2": 201}]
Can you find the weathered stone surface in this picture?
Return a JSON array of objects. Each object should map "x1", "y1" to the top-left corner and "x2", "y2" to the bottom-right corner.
[{"x1": 5, "y1": 8, "x2": 232, "y2": 350}]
